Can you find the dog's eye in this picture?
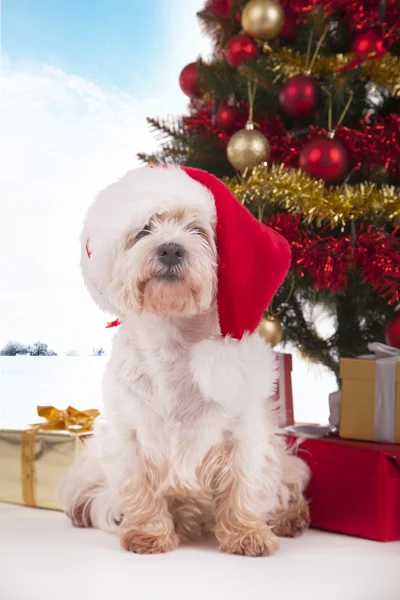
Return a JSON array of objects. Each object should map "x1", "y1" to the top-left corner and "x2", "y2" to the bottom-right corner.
[
  {"x1": 136, "y1": 226, "x2": 152, "y2": 241},
  {"x1": 190, "y1": 227, "x2": 208, "y2": 239}
]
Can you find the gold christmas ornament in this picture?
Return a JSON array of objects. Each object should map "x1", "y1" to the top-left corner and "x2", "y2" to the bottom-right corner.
[
  {"x1": 242, "y1": 0, "x2": 285, "y2": 41},
  {"x1": 227, "y1": 121, "x2": 271, "y2": 171},
  {"x1": 258, "y1": 315, "x2": 283, "y2": 347}
]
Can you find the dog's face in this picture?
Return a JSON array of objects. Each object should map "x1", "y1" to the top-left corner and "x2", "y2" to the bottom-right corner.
[{"x1": 107, "y1": 206, "x2": 217, "y2": 317}]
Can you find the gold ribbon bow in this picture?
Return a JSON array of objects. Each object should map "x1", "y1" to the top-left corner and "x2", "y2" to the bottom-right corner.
[
  {"x1": 21, "y1": 406, "x2": 99, "y2": 507},
  {"x1": 34, "y1": 405, "x2": 100, "y2": 433}
]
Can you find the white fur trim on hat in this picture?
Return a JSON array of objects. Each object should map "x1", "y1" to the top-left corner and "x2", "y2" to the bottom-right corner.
[{"x1": 190, "y1": 332, "x2": 278, "y2": 414}]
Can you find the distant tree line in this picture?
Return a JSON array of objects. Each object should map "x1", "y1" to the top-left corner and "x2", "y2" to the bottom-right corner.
[
  {"x1": 0, "y1": 341, "x2": 57, "y2": 356},
  {"x1": 0, "y1": 341, "x2": 106, "y2": 357}
]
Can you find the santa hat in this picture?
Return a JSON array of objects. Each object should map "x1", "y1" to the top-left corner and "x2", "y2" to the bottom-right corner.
[
  {"x1": 82, "y1": 166, "x2": 291, "y2": 340},
  {"x1": 182, "y1": 167, "x2": 291, "y2": 339}
]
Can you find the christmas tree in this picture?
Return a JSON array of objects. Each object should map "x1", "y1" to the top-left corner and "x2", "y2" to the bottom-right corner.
[{"x1": 138, "y1": 0, "x2": 400, "y2": 379}]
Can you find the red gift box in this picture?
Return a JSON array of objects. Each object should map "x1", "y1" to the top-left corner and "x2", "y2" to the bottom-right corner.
[
  {"x1": 297, "y1": 437, "x2": 400, "y2": 542},
  {"x1": 271, "y1": 353, "x2": 294, "y2": 428}
]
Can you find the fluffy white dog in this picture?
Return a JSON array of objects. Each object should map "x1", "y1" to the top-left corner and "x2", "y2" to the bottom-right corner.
[{"x1": 58, "y1": 166, "x2": 310, "y2": 556}]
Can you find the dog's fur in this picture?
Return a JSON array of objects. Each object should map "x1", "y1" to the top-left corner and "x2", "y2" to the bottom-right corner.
[{"x1": 58, "y1": 167, "x2": 310, "y2": 556}]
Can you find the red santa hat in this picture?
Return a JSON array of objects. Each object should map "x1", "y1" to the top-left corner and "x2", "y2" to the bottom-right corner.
[
  {"x1": 181, "y1": 167, "x2": 290, "y2": 339},
  {"x1": 81, "y1": 166, "x2": 290, "y2": 339}
]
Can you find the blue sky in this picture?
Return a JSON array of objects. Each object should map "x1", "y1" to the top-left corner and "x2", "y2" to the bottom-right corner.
[{"x1": 2, "y1": 0, "x2": 169, "y2": 96}]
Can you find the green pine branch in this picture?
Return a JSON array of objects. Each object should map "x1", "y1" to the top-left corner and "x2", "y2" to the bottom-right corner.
[
  {"x1": 146, "y1": 116, "x2": 186, "y2": 143},
  {"x1": 197, "y1": 59, "x2": 238, "y2": 98}
]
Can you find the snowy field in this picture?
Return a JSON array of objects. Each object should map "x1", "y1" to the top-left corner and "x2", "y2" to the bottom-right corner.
[
  {"x1": 0, "y1": 356, "x2": 105, "y2": 428},
  {"x1": 0, "y1": 351, "x2": 337, "y2": 428}
]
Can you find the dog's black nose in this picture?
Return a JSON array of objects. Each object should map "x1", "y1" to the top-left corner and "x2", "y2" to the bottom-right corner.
[{"x1": 157, "y1": 243, "x2": 185, "y2": 267}]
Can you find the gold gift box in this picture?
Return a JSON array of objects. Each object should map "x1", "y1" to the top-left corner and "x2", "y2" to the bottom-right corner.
[
  {"x1": 339, "y1": 358, "x2": 400, "y2": 443},
  {"x1": 0, "y1": 428, "x2": 89, "y2": 510},
  {"x1": 0, "y1": 406, "x2": 97, "y2": 510}
]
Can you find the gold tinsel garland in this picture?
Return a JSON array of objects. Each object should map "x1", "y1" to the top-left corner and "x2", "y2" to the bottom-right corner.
[
  {"x1": 225, "y1": 164, "x2": 400, "y2": 227},
  {"x1": 264, "y1": 48, "x2": 400, "y2": 96}
]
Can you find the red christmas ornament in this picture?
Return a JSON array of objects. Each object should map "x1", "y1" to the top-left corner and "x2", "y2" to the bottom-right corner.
[
  {"x1": 216, "y1": 104, "x2": 239, "y2": 130},
  {"x1": 336, "y1": 28, "x2": 386, "y2": 74},
  {"x1": 279, "y1": 74, "x2": 319, "y2": 118},
  {"x1": 224, "y1": 34, "x2": 258, "y2": 68},
  {"x1": 385, "y1": 313, "x2": 400, "y2": 349},
  {"x1": 351, "y1": 28, "x2": 384, "y2": 58},
  {"x1": 299, "y1": 137, "x2": 349, "y2": 184},
  {"x1": 209, "y1": 0, "x2": 231, "y2": 17},
  {"x1": 279, "y1": 10, "x2": 296, "y2": 40},
  {"x1": 179, "y1": 63, "x2": 201, "y2": 98}
]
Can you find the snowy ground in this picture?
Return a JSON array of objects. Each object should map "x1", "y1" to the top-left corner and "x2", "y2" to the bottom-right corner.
[
  {"x1": 0, "y1": 356, "x2": 105, "y2": 427},
  {"x1": 0, "y1": 350, "x2": 337, "y2": 428},
  {"x1": 2, "y1": 503, "x2": 399, "y2": 600}
]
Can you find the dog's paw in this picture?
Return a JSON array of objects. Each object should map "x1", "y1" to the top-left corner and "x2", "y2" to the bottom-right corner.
[
  {"x1": 217, "y1": 527, "x2": 280, "y2": 557},
  {"x1": 271, "y1": 500, "x2": 310, "y2": 538},
  {"x1": 120, "y1": 529, "x2": 179, "y2": 554}
]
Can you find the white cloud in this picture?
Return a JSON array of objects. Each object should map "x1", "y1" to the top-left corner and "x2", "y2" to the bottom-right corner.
[{"x1": 0, "y1": 0, "x2": 211, "y2": 355}]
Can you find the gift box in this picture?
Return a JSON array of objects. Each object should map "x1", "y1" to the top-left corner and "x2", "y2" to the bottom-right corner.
[
  {"x1": 297, "y1": 436, "x2": 400, "y2": 542},
  {"x1": 271, "y1": 352, "x2": 294, "y2": 427},
  {"x1": 0, "y1": 406, "x2": 97, "y2": 510},
  {"x1": 339, "y1": 343, "x2": 400, "y2": 443}
]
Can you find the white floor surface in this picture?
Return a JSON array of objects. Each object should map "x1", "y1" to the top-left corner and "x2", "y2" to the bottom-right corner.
[{"x1": 1, "y1": 503, "x2": 399, "y2": 600}]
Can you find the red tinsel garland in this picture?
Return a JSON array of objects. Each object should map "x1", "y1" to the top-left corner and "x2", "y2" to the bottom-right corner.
[
  {"x1": 279, "y1": 1, "x2": 400, "y2": 42},
  {"x1": 356, "y1": 226, "x2": 400, "y2": 301},
  {"x1": 184, "y1": 106, "x2": 400, "y2": 177},
  {"x1": 202, "y1": 1, "x2": 400, "y2": 49},
  {"x1": 184, "y1": 104, "x2": 247, "y2": 135},
  {"x1": 266, "y1": 214, "x2": 400, "y2": 303},
  {"x1": 267, "y1": 116, "x2": 400, "y2": 175},
  {"x1": 336, "y1": 115, "x2": 400, "y2": 177}
]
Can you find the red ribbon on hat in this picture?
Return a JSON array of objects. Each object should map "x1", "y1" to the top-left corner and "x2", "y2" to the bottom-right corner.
[{"x1": 106, "y1": 319, "x2": 122, "y2": 329}]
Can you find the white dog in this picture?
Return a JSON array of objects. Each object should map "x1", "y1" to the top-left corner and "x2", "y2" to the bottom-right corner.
[{"x1": 58, "y1": 166, "x2": 310, "y2": 556}]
